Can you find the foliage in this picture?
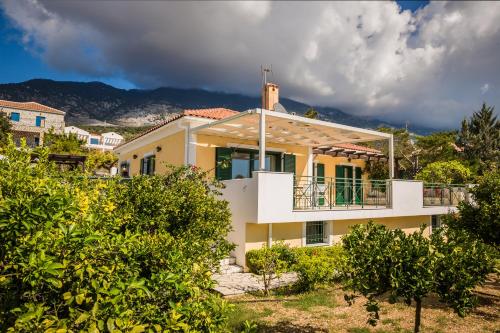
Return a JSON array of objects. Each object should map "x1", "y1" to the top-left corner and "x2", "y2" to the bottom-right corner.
[
  {"x1": 364, "y1": 160, "x2": 388, "y2": 180},
  {"x1": 86, "y1": 150, "x2": 119, "y2": 174},
  {"x1": 292, "y1": 246, "x2": 346, "y2": 291},
  {"x1": 246, "y1": 242, "x2": 293, "y2": 295},
  {"x1": 0, "y1": 111, "x2": 11, "y2": 147},
  {"x1": 457, "y1": 103, "x2": 500, "y2": 174},
  {"x1": 43, "y1": 130, "x2": 87, "y2": 154},
  {"x1": 304, "y1": 107, "x2": 318, "y2": 119},
  {"x1": 0, "y1": 139, "x2": 234, "y2": 331},
  {"x1": 446, "y1": 170, "x2": 500, "y2": 246},
  {"x1": 415, "y1": 131, "x2": 459, "y2": 168},
  {"x1": 342, "y1": 221, "x2": 494, "y2": 333},
  {"x1": 414, "y1": 160, "x2": 471, "y2": 184}
]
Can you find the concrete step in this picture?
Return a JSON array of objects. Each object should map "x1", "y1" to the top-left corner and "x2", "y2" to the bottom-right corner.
[
  {"x1": 220, "y1": 264, "x2": 244, "y2": 274},
  {"x1": 220, "y1": 257, "x2": 236, "y2": 266}
]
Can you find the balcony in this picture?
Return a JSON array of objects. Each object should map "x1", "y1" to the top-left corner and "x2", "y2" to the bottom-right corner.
[
  {"x1": 423, "y1": 183, "x2": 471, "y2": 206},
  {"x1": 293, "y1": 176, "x2": 390, "y2": 210},
  {"x1": 220, "y1": 172, "x2": 469, "y2": 224}
]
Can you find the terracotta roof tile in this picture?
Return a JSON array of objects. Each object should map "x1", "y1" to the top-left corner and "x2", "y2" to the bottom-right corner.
[
  {"x1": 184, "y1": 108, "x2": 239, "y2": 120},
  {"x1": 332, "y1": 143, "x2": 381, "y2": 154},
  {"x1": 0, "y1": 99, "x2": 65, "y2": 115}
]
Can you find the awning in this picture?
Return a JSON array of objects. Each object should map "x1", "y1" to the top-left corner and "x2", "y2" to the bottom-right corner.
[{"x1": 191, "y1": 109, "x2": 390, "y2": 146}]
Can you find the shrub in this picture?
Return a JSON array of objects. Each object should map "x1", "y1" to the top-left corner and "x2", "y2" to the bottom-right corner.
[
  {"x1": 415, "y1": 160, "x2": 471, "y2": 184},
  {"x1": 0, "y1": 140, "x2": 234, "y2": 331},
  {"x1": 246, "y1": 242, "x2": 293, "y2": 295},
  {"x1": 292, "y1": 245, "x2": 346, "y2": 291}
]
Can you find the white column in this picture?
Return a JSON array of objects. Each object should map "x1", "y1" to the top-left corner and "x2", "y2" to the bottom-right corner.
[
  {"x1": 389, "y1": 134, "x2": 395, "y2": 179},
  {"x1": 259, "y1": 108, "x2": 266, "y2": 170},
  {"x1": 268, "y1": 223, "x2": 273, "y2": 247},
  {"x1": 307, "y1": 146, "x2": 314, "y2": 177}
]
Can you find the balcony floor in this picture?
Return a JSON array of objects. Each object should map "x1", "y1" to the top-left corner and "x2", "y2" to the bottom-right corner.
[{"x1": 293, "y1": 204, "x2": 389, "y2": 211}]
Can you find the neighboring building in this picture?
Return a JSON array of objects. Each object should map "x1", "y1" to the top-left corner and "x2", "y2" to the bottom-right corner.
[
  {"x1": 114, "y1": 83, "x2": 468, "y2": 268},
  {"x1": 64, "y1": 126, "x2": 124, "y2": 151},
  {"x1": 0, "y1": 99, "x2": 65, "y2": 147}
]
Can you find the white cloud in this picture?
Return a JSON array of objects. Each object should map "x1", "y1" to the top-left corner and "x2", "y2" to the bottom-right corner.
[
  {"x1": 481, "y1": 83, "x2": 489, "y2": 95},
  {"x1": 1, "y1": 0, "x2": 499, "y2": 128}
]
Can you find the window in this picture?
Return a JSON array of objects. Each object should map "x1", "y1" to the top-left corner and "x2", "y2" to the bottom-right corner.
[
  {"x1": 34, "y1": 137, "x2": 40, "y2": 147},
  {"x1": 10, "y1": 112, "x2": 20, "y2": 122},
  {"x1": 431, "y1": 215, "x2": 442, "y2": 233},
  {"x1": 35, "y1": 116, "x2": 46, "y2": 127},
  {"x1": 90, "y1": 138, "x2": 100, "y2": 145},
  {"x1": 140, "y1": 155, "x2": 155, "y2": 175},
  {"x1": 306, "y1": 221, "x2": 326, "y2": 245},
  {"x1": 215, "y1": 147, "x2": 282, "y2": 180},
  {"x1": 120, "y1": 161, "x2": 130, "y2": 178}
]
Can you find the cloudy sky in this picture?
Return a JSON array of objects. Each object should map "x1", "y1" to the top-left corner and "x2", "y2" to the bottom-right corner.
[{"x1": 1, "y1": 1, "x2": 499, "y2": 129}]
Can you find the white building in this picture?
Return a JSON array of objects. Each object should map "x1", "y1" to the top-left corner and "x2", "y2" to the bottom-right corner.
[{"x1": 65, "y1": 126, "x2": 124, "y2": 151}]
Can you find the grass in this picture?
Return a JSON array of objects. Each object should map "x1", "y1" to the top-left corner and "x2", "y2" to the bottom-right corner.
[{"x1": 226, "y1": 275, "x2": 500, "y2": 333}]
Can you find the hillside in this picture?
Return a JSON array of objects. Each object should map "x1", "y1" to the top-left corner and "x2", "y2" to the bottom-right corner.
[{"x1": 0, "y1": 79, "x2": 425, "y2": 132}]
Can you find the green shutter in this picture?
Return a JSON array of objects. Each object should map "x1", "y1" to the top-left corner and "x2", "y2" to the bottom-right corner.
[
  {"x1": 316, "y1": 163, "x2": 325, "y2": 184},
  {"x1": 150, "y1": 155, "x2": 156, "y2": 175},
  {"x1": 140, "y1": 158, "x2": 144, "y2": 175},
  {"x1": 283, "y1": 154, "x2": 296, "y2": 174},
  {"x1": 355, "y1": 167, "x2": 362, "y2": 204},
  {"x1": 215, "y1": 147, "x2": 232, "y2": 180}
]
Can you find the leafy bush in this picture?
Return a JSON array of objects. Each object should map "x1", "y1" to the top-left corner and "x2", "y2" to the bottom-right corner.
[
  {"x1": 415, "y1": 160, "x2": 471, "y2": 184},
  {"x1": 0, "y1": 140, "x2": 234, "y2": 331},
  {"x1": 246, "y1": 242, "x2": 293, "y2": 295},
  {"x1": 292, "y1": 245, "x2": 346, "y2": 291}
]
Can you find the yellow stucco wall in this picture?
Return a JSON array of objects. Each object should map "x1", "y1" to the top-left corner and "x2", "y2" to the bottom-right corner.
[
  {"x1": 272, "y1": 223, "x2": 303, "y2": 247},
  {"x1": 244, "y1": 216, "x2": 432, "y2": 253},
  {"x1": 119, "y1": 130, "x2": 185, "y2": 175},
  {"x1": 332, "y1": 216, "x2": 432, "y2": 243},
  {"x1": 314, "y1": 154, "x2": 368, "y2": 180},
  {"x1": 195, "y1": 134, "x2": 310, "y2": 178}
]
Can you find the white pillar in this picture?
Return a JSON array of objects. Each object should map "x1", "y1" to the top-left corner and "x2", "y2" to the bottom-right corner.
[
  {"x1": 259, "y1": 108, "x2": 266, "y2": 170},
  {"x1": 389, "y1": 134, "x2": 395, "y2": 179},
  {"x1": 307, "y1": 146, "x2": 314, "y2": 177},
  {"x1": 268, "y1": 223, "x2": 273, "y2": 247}
]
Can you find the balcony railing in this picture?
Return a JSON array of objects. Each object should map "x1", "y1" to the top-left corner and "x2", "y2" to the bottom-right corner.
[
  {"x1": 293, "y1": 176, "x2": 390, "y2": 210},
  {"x1": 423, "y1": 183, "x2": 470, "y2": 206}
]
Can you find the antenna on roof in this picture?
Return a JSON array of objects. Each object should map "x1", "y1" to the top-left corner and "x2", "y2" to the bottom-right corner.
[{"x1": 261, "y1": 65, "x2": 273, "y2": 86}]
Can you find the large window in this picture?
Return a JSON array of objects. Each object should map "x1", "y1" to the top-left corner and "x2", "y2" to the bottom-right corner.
[
  {"x1": 306, "y1": 221, "x2": 326, "y2": 245},
  {"x1": 10, "y1": 112, "x2": 20, "y2": 122},
  {"x1": 216, "y1": 148, "x2": 281, "y2": 180},
  {"x1": 140, "y1": 155, "x2": 155, "y2": 175}
]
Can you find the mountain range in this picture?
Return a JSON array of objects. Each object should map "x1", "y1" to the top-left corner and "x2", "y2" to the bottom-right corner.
[{"x1": 0, "y1": 79, "x2": 433, "y2": 133}]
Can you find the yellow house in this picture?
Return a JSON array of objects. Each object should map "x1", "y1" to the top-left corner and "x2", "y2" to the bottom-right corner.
[{"x1": 114, "y1": 84, "x2": 465, "y2": 268}]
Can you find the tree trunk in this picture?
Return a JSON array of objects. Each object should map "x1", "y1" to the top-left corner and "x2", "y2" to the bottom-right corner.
[{"x1": 414, "y1": 298, "x2": 422, "y2": 333}]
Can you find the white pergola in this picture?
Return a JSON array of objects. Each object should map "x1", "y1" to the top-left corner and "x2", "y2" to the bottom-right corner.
[{"x1": 191, "y1": 108, "x2": 395, "y2": 178}]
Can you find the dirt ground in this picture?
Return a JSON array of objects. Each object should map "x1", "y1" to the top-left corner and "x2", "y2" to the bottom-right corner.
[{"x1": 227, "y1": 275, "x2": 500, "y2": 333}]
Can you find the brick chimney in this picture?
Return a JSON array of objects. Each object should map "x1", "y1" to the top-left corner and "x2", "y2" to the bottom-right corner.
[{"x1": 262, "y1": 83, "x2": 279, "y2": 111}]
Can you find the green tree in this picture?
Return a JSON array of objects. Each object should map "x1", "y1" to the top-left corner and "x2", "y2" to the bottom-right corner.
[
  {"x1": 0, "y1": 139, "x2": 234, "y2": 331},
  {"x1": 415, "y1": 131, "x2": 459, "y2": 167},
  {"x1": 446, "y1": 170, "x2": 500, "y2": 246},
  {"x1": 86, "y1": 150, "x2": 119, "y2": 174},
  {"x1": 44, "y1": 130, "x2": 87, "y2": 154},
  {"x1": 342, "y1": 222, "x2": 494, "y2": 333},
  {"x1": 415, "y1": 160, "x2": 471, "y2": 184},
  {"x1": 457, "y1": 103, "x2": 500, "y2": 173},
  {"x1": 0, "y1": 111, "x2": 12, "y2": 146},
  {"x1": 304, "y1": 107, "x2": 318, "y2": 119}
]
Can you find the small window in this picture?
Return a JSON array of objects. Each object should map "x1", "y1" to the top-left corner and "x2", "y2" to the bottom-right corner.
[
  {"x1": 306, "y1": 221, "x2": 326, "y2": 245},
  {"x1": 90, "y1": 138, "x2": 100, "y2": 145},
  {"x1": 35, "y1": 116, "x2": 46, "y2": 127},
  {"x1": 431, "y1": 215, "x2": 442, "y2": 233},
  {"x1": 34, "y1": 137, "x2": 40, "y2": 146},
  {"x1": 10, "y1": 112, "x2": 20, "y2": 122},
  {"x1": 140, "y1": 155, "x2": 155, "y2": 175}
]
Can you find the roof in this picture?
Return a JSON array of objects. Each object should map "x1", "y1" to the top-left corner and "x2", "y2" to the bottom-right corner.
[
  {"x1": 333, "y1": 143, "x2": 381, "y2": 154},
  {"x1": 0, "y1": 99, "x2": 65, "y2": 115},
  {"x1": 116, "y1": 108, "x2": 381, "y2": 154}
]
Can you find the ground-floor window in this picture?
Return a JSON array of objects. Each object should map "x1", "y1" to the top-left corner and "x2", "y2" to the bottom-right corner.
[
  {"x1": 431, "y1": 215, "x2": 442, "y2": 233},
  {"x1": 140, "y1": 155, "x2": 155, "y2": 175},
  {"x1": 306, "y1": 221, "x2": 326, "y2": 245}
]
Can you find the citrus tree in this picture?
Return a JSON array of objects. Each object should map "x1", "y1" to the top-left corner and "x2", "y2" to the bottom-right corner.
[
  {"x1": 415, "y1": 160, "x2": 471, "y2": 184},
  {"x1": 0, "y1": 139, "x2": 234, "y2": 331},
  {"x1": 342, "y1": 222, "x2": 494, "y2": 333}
]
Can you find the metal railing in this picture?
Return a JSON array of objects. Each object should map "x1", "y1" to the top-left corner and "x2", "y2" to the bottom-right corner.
[
  {"x1": 423, "y1": 183, "x2": 470, "y2": 206},
  {"x1": 293, "y1": 176, "x2": 390, "y2": 210}
]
